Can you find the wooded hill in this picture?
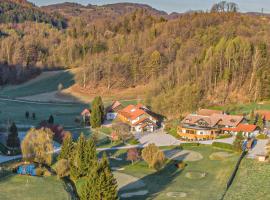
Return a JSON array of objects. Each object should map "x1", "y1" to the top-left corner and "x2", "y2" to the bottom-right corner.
[
  {"x1": 0, "y1": 0, "x2": 270, "y2": 117},
  {"x1": 0, "y1": 0, "x2": 67, "y2": 28}
]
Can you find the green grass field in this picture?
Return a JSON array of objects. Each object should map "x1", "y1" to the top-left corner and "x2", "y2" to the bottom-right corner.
[
  {"x1": 0, "y1": 175, "x2": 70, "y2": 200},
  {"x1": 77, "y1": 146, "x2": 239, "y2": 200},
  {"x1": 224, "y1": 158, "x2": 270, "y2": 200},
  {"x1": 0, "y1": 70, "x2": 75, "y2": 98},
  {"x1": 209, "y1": 102, "x2": 270, "y2": 115},
  {"x1": 0, "y1": 100, "x2": 86, "y2": 128}
]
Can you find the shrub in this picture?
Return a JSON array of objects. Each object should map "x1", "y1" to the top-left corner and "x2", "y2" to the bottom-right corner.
[
  {"x1": 181, "y1": 143, "x2": 200, "y2": 147},
  {"x1": 212, "y1": 142, "x2": 234, "y2": 151},
  {"x1": 43, "y1": 170, "x2": 52, "y2": 177},
  {"x1": 127, "y1": 138, "x2": 139, "y2": 145},
  {"x1": 176, "y1": 161, "x2": 186, "y2": 170},
  {"x1": 35, "y1": 167, "x2": 44, "y2": 176},
  {"x1": 55, "y1": 159, "x2": 70, "y2": 178}
]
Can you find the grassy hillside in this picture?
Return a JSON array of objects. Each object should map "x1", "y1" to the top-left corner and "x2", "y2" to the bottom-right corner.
[{"x1": 0, "y1": 70, "x2": 75, "y2": 98}]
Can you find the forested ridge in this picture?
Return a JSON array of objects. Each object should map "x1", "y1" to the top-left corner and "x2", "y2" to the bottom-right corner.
[{"x1": 0, "y1": 1, "x2": 270, "y2": 117}]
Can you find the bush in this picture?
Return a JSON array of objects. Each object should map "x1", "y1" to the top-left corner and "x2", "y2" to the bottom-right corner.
[
  {"x1": 256, "y1": 134, "x2": 269, "y2": 140},
  {"x1": 175, "y1": 161, "x2": 186, "y2": 170},
  {"x1": 181, "y1": 143, "x2": 200, "y2": 147},
  {"x1": 127, "y1": 138, "x2": 139, "y2": 145},
  {"x1": 35, "y1": 167, "x2": 44, "y2": 176},
  {"x1": 44, "y1": 170, "x2": 52, "y2": 177},
  {"x1": 212, "y1": 142, "x2": 234, "y2": 151}
]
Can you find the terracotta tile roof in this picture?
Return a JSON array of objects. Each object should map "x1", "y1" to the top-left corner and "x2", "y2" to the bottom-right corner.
[
  {"x1": 118, "y1": 104, "x2": 146, "y2": 120},
  {"x1": 182, "y1": 113, "x2": 244, "y2": 128},
  {"x1": 211, "y1": 114, "x2": 244, "y2": 127},
  {"x1": 197, "y1": 109, "x2": 223, "y2": 116},
  {"x1": 222, "y1": 124, "x2": 259, "y2": 132},
  {"x1": 256, "y1": 110, "x2": 270, "y2": 121}
]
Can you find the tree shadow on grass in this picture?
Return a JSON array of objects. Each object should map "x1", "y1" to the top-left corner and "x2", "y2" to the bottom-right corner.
[{"x1": 118, "y1": 158, "x2": 187, "y2": 200}]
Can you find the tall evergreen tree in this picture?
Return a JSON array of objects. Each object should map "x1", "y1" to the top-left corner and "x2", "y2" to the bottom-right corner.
[
  {"x1": 90, "y1": 96, "x2": 104, "y2": 128},
  {"x1": 7, "y1": 122, "x2": 20, "y2": 148},
  {"x1": 83, "y1": 138, "x2": 98, "y2": 174},
  {"x1": 99, "y1": 153, "x2": 118, "y2": 200},
  {"x1": 58, "y1": 132, "x2": 73, "y2": 161},
  {"x1": 70, "y1": 133, "x2": 86, "y2": 180}
]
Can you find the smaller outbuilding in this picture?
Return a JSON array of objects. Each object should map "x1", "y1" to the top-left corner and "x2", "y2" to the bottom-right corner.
[{"x1": 106, "y1": 101, "x2": 123, "y2": 120}]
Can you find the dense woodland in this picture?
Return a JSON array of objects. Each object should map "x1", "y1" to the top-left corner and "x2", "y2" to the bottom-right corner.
[{"x1": 0, "y1": 0, "x2": 270, "y2": 117}]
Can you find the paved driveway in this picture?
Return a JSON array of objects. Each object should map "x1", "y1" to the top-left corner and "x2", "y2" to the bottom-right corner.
[
  {"x1": 139, "y1": 132, "x2": 181, "y2": 147},
  {"x1": 247, "y1": 139, "x2": 269, "y2": 159}
]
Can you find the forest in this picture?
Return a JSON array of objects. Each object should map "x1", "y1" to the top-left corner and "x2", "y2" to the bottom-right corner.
[{"x1": 0, "y1": 0, "x2": 270, "y2": 117}]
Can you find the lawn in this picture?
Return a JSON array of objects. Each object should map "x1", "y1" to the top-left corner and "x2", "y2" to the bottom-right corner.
[
  {"x1": 0, "y1": 175, "x2": 71, "y2": 200},
  {"x1": 0, "y1": 99, "x2": 86, "y2": 128},
  {"x1": 77, "y1": 146, "x2": 239, "y2": 200},
  {"x1": 0, "y1": 70, "x2": 75, "y2": 98},
  {"x1": 209, "y1": 102, "x2": 270, "y2": 115},
  {"x1": 224, "y1": 158, "x2": 270, "y2": 200}
]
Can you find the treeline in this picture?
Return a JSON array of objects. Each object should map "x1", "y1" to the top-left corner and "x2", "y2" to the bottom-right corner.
[
  {"x1": 0, "y1": 1, "x2": 67, "y2": 29},
  {"x1": 0, "y1": 8, "x2": 270, "y2": 116},
  {"x1": 0, "y1": 63, "x2": 40, "y2": 85}
]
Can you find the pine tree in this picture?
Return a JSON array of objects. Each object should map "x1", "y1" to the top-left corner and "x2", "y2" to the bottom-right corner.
[
  {"x1": 90, "y1": 96, "x2": 104, "y2": 128},
  {"x1": 7, "y1": 122, "x2": 20, "y2": 148},
  {"x1": 58, "y1": 132, "x2": 73, "y2": 161},
  {"x1": 48, "y1": 115, "x2": 54, "y2": 124},
  {"x1": 83, "y1": 138, "x2": 98, "y2": 174},
  {"x1": 80, "y1": 165, "x2": 101, "y2": 200},
  {"x1": 70, "y1": 133, "x2": 86, "y2": 180},
  {"x1": 99, "y1": 153, "x2": 118, "y2": 200}
]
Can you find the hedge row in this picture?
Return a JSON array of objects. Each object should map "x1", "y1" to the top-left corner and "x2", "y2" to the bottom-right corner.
[
  {"x1": 181, "y1": 143, "x2": 200, "y2": 147},
  {"x1": 212, "y1": 142, "x2": 234, "y2": 151}
]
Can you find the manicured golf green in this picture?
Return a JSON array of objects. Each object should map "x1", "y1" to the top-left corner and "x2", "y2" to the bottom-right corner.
[{"x1": 0, "y1": 175, "x2": 71, "y2": 200}]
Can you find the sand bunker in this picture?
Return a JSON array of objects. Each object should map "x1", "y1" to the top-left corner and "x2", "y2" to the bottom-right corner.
[
  {"x1": 121, "y1": 190, "x2": 149, "y2": 198},
  {"x1": 209, "y1": 152, "x2": 233, "y2": 160},
  {"x1": 165, "y1": 150, "x2": 203, "y2": 162},
  {"x1": 167, "y1": 192, "x2": 187, "y2": 198},
  {"x1": 185, "y1": 171, "x2": 207, "y2": 179},
  {"x1": 113, "y1": 172, "x2": 145, "y2": 191},
  {"x1": 111, "y1": 167, "x2": 125, "y2": 171}
]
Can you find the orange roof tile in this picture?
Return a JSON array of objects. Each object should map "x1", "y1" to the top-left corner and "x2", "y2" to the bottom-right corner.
[
  {"x1": 118, "y1": 104, "x2": 146, "y2": 120},
  {"x1": 222, "y1": 124, "x2": 259, "y2": 132}
]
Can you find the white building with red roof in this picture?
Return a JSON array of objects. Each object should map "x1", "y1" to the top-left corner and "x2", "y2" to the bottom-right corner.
[{"x1": 117, "y1": 104, "x2": 158, "y2": 132}]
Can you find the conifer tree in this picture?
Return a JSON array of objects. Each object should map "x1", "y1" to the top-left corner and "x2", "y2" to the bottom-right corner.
[
  {"x1": 7, "y1": 122, "x2": 20, "y2": 148},
  {"x1": 83, "y1": 138, "x2": 98, "y2": 174},
  {"x1": 58, "y1": 132, "x2": 73, "y2": 161},
  {"x1": 99, "y1": 153, "x2": 118, "y2": 200},
  {"x1": 90, "y1": 96, "x2": 104, "y2": 128},
  {"x1": 80, "y1": 165, "x2": 101, "y2": 200},
  {"x1": 70, "y1": 133, "x2": 86, "y2": 180}
]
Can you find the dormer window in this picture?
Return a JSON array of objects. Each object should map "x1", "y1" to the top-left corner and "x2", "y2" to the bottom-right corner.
[{"x1": 131, "y1": 108, "x2": 136, "y2": 112}]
